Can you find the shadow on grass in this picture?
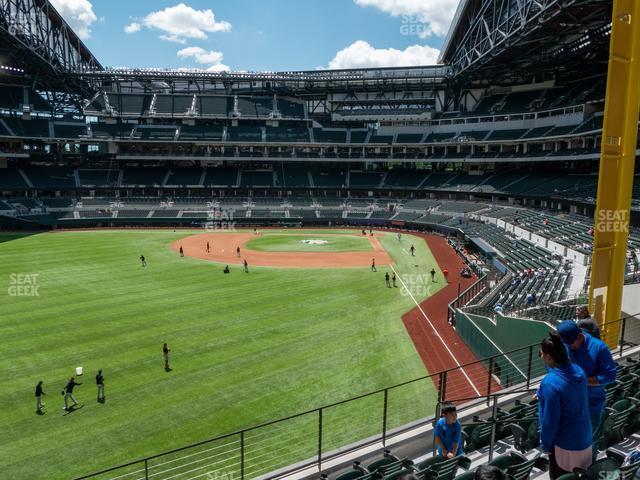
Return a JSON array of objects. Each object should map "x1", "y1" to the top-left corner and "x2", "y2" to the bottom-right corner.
[
  {"x1": 62, "y1": 404, "x2": 84, "y2": 416},
  {"x1": 0, "y1": 231, "x2": 41, "y2": 245}
]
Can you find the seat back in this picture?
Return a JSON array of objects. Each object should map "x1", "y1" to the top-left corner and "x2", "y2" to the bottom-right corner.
[
  {"x1": 469, "y1": 423, "x2": 494, "y2": 451},
  {"x1": 424, "y1": 456, "x2": 462, "y2": 480},
  {"x1": 367, "y1": 455, "x2": 400, "y2": 473},
  {"x1": 585, "y1": 458, "x2": 620, "y2": 480},
  {"x1": 336, "y1": 471, "x2": 375, "y2": 480},
  {"x1": 619, "y1": 459, "x2": 640, "y2": 480},
  {"x1": 505, "y1": 458, "x2": 537, "y2": 480}
]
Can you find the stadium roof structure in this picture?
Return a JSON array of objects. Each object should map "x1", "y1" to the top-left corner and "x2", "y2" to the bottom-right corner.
[
  {"x1": 0, "y1": 0, "x2": 102, "y2": 103},
  {"x1": 439, "y1": 0, "x2": 614, "y2": 82},
  {"x1": 69, "y1": 65, "x2": 451, "y2": 96},
  {"x1": 0, "y1": 0, "x2": 617, "y2": 99}
]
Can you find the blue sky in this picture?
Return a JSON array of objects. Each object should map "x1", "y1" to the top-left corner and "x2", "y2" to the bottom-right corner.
[{"x1": 49, "y1": 0, "x2": 460, "y2": 71}]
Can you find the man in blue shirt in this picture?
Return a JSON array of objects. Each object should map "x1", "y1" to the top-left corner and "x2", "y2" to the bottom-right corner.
[
  {"x1": 434, "y1": 403, "x2": 462, "y2": 458},
  {"x1": 557, "y1": 320, "x2": 617, "y2": 460}
]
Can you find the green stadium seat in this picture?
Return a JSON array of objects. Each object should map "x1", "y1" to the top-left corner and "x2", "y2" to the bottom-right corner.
[
  {"x1": 556, "y1": 448, "x2": 640, "y2": 480},
  {"x1": 416, "y1": 455, "x2": 471, "y2": 480},
  {"x1": 598, "y1": 399, "x2": 637, "y2": 449},
  {"x1": 489, "y1": 451, "x2": 547, "y2": 480}
]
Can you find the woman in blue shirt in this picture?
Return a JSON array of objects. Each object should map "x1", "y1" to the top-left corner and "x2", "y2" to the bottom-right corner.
[{"x1": 538, "y1": 332, "x2": 592, "y2": 479}]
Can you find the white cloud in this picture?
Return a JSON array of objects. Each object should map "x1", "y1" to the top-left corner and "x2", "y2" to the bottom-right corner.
[
  {"x1": 160, "y1": 34, "x2": 188, "y2": 44},
  {"x1": 49, "y1": 0, "x2": 98, "y2": 39},
  {"x1": 177, "y1": 46, "x2": 229, "y2": 72},
  {"x1": 142, "y1": 3, "x2": 231, "y2": 43},
  {"x1": 124, "y1": 22, "x2": 141, "y2": 34},
  {"x1": 355, "y1": 0, "x2": 458, "y2": 38},
  {"x1": 325, "y1": 41, "x2": 440, "y2": 69}
]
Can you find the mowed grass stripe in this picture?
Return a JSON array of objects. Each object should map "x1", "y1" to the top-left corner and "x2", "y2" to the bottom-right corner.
[{"x1": 0, "y1": 230, "x2": 439, "y2": 479}]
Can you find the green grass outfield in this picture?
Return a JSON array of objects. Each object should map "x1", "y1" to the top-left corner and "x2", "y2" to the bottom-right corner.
[
  {"x1": 0, "y1": 229, "x2": 445, "y2": 479},
  {"x1": 245, "y1": 232, "x2": 373, "y2": 252}
]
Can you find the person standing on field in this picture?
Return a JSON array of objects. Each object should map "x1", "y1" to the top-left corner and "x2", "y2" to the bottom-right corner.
[
  {"x1": 140, "y1": 254, "x2": 146, "y2": 267},
  {"x1": 62, "y1": 377, "x2": 81, "y2": 411},
  {"x1": 243, "y1": 259, "x2": 249, "y2": 273},
  {"x1": 385, "y1": 272, "x2": 391, "y2": 288},
  {"x1": 96, "y1": 370, "x2": 105, "y2": 402},
  {"x1": 35, "y1": 381, "x2": 45, "y2": 412},
  {"x1": 410, "y1": 245, "x2": 415, "y2": 256},
  {"x1": 163, "y1": 343, "x2": 171, "y2": 370}
]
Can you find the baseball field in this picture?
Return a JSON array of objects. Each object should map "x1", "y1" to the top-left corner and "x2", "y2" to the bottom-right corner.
[{"x1": 0, "y1": 228, "x2": 447, "y2": 479}]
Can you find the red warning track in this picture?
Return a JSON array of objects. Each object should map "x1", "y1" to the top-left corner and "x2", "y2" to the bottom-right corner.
[
  {"x1": 399, "y1": 233, "x2": 499, "y2": 402},
  {"x1": 174, "y1": 228, "x2": 496, "y2": 401}
]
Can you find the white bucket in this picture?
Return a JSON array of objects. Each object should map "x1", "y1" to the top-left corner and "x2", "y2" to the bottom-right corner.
[{"x1": 75, "y1": 366, "x2": 83, "y2": 376}]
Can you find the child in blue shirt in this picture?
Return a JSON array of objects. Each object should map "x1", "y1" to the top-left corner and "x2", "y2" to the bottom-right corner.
[{"x1": 434, "y1": 403, "x2": 462, "y2": 458}]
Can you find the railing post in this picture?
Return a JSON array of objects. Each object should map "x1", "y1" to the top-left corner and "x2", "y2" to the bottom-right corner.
[
  {"x1": 318, "y1": 408, "x2": 323, "y2": 473},
  {"x1": 438, "y1": 371, "x2": 447, "y2": 404},
  {"x1": 526, "y1": 345, "x2": 534, "y2": 389},
  {"x1": 240, "y1": 431, "x2": 245, "y2": 480},
  {"x1": 619, "y1": 317, "x2": 627, "y2": 355},
  {"x1": 144, "y1": 459, "x2": 149, "y2": 480},
  {"x1": 382, "y1": 389, "x2": 389, "y2": 446},
  {"x1": 486, "y1": 357, "x2": 494, "y2": 406},
  {"x1": 488, "y1": 396, "x2": 499, "y2": 462}
]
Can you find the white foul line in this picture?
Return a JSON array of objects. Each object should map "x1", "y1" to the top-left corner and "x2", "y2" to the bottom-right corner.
[{"x1": 390, "y1": 265, "x2": 481, "y2": 396}]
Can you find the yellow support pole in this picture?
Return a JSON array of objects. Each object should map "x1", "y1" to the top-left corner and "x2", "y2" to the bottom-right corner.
[{"x1": 589, "y1": 0, "x2": 640, "y2": 348}]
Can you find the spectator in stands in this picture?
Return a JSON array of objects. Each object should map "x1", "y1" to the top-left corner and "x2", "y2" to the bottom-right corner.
[
  {"x1": 537, "y1": 332, "x2": 592, "y2": 479},
  {"x1": 474, "y1": 465, "x2": 506, "y2": 480},
  {"x1": 526, "y1": 292, "x2": 536, "y2": 305},
  {"x1": 575, "y1": 307, "x2": 600, "y2": 339},
  {"x1": 35, "y1": 381, "x2": 45, "y2": 413},
  {"x1": 493, "y1": 303, "x2": 503, "y2": 315},
  {"x1": 443, "y1": 268, "x2": 449, "y2": 282},
  {"x1": 557, "y1": 320, "x2": 617, "y2": 461},
  {"x1": 433, "y1": 403, "x2": 462, "y2": 459}
]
